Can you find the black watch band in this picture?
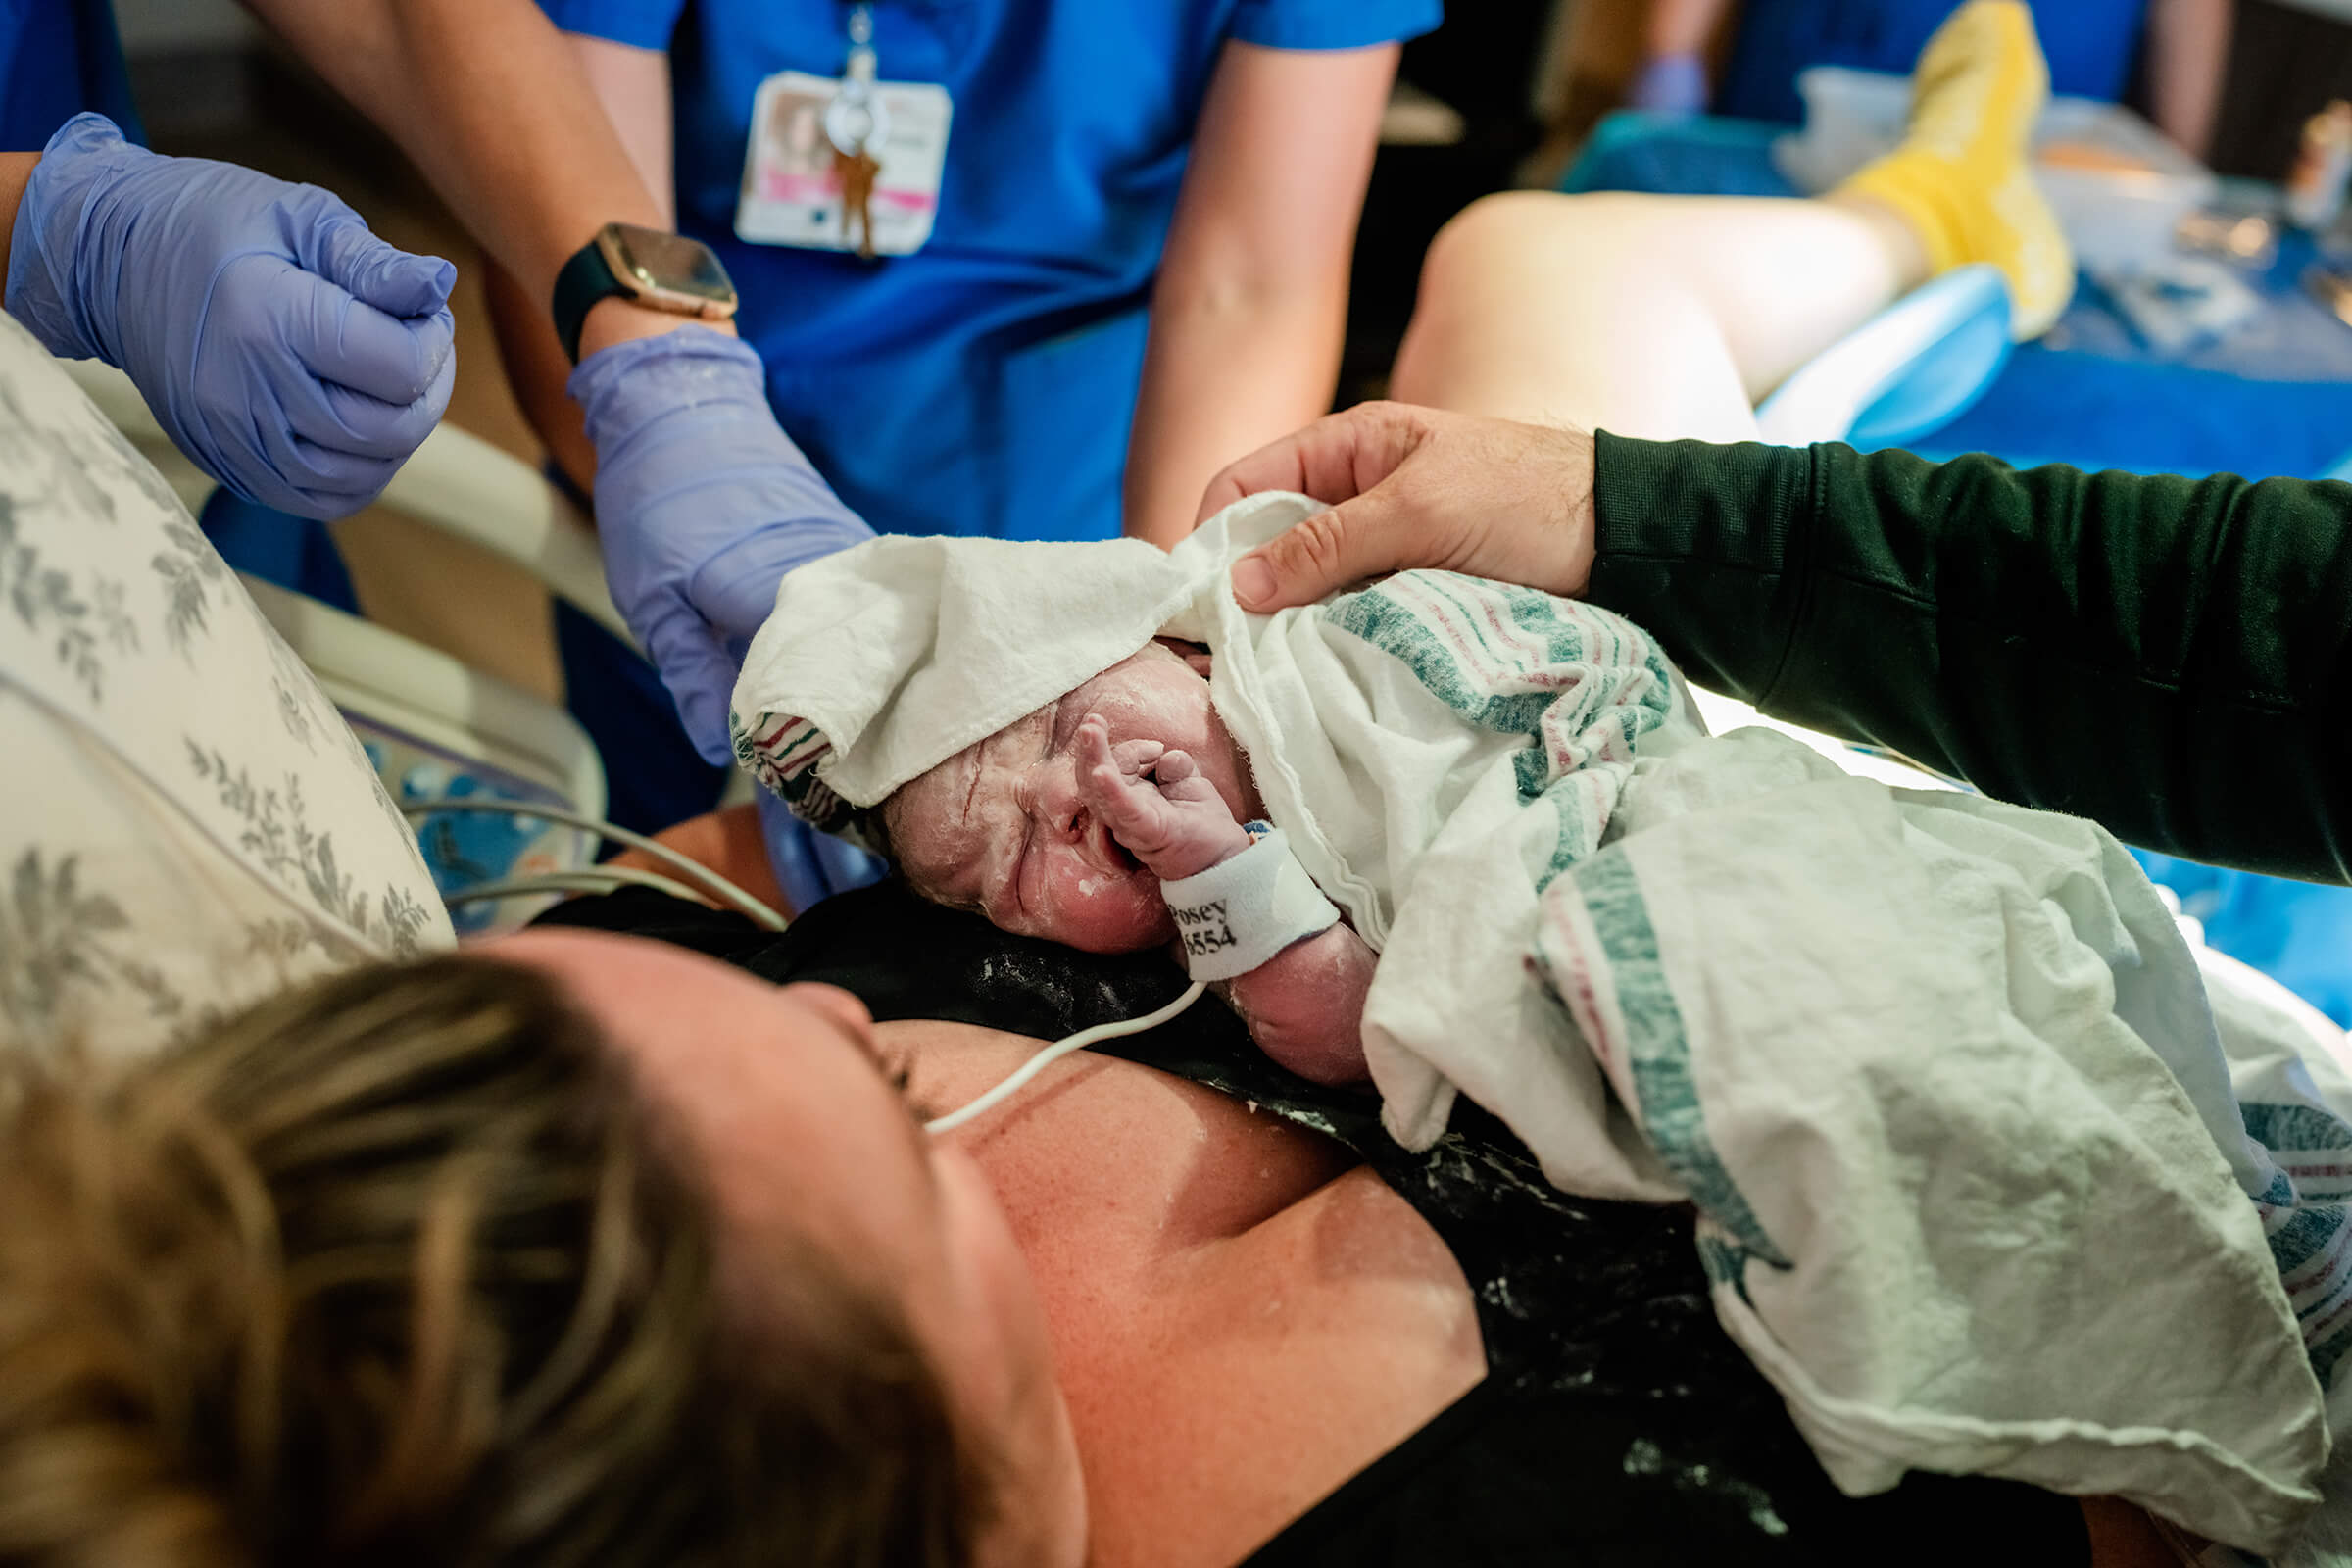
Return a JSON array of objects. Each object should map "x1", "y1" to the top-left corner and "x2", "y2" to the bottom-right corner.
[{"x1": 552, "y1": 238, "x2": 628, "y2": 365}]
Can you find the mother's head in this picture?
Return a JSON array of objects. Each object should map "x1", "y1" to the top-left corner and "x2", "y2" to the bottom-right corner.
[{"x1": 0, "y1": 932, "x2": 1083, "y2": 1567}]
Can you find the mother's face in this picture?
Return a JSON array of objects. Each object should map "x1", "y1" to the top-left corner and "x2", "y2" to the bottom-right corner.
[{"x1": 494, "y1": 930, "x2": 1086, "y2": 1567}]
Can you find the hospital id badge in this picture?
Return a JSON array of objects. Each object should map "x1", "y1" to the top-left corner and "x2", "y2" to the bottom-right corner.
[{"x1": 736, "y1": 71, "x2": 952, "y2": 257}]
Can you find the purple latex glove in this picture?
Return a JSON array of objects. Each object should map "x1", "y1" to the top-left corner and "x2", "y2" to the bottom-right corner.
[
  {"x1": 1627, "y1": 53, "x2": 1710, "y2": 115},
  {"x1": 568, "y1": 325, "x2": 875, "y2": 763},
  {"x1": 571, "y1": 325, "x2": 882, "y2": 911},
  {"x1": 6, "y1": 115, "x2": 456, "y2": 521}
]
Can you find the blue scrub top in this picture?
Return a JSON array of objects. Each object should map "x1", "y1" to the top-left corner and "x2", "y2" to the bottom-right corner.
[
  {"x1": 0, "y1": 0, "x2": 141, "y2": 150},
  {"x1": 543, "y1": 0, "x2": 1438, "y2": 543},
  {"x1": 1715, "y1": 0, "x2": 2149, "y2": 125}
]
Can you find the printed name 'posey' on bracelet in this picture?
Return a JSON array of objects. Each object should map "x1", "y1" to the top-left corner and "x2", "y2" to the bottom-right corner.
[{"x1": 1157, "y1": 824, "x2": 1340, "y2": 982}]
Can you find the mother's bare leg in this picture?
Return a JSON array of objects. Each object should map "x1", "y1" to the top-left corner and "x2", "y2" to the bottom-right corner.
[
  {"x1": 1393, "y1": 1, "x2": 2069, "y2": 442},
  {"x1": 1389, "y1": 189, "x2": 1928, "y2": 442}
]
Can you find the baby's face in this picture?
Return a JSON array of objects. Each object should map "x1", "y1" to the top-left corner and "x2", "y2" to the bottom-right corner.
[{"x1": 883, "y1": 644, "x2": 1257, "y2": 952}]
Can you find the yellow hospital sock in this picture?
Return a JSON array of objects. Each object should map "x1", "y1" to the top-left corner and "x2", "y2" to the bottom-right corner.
[{"x1": 1834, "y1": 0, "x2": 2075, "y2": 339}]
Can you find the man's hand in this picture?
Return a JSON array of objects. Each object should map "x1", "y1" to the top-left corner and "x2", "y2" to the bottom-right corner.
[
  {"x1": 1198, "y1": 401, "x2": 1600, "y2": 612},
  {"x1": 1073, "y1": 715, "x2": 1252, "y2": 882},
  {"x1": 6, "y1": 115, "x2": 456, "y2": 521}
]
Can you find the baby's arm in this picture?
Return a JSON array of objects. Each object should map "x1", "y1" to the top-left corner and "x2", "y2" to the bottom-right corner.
[{"x1": 1075, "y1": 717, "x2": 1373, "y2": 1085}]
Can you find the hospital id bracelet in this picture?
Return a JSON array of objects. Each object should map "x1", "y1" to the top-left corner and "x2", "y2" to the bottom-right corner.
[
  {"x1": 1158, "y1": 823, "x2": 1341, "y2": 983},
  {"x1": 552, "y1": 223, "x2": 740, "y2": 364}
]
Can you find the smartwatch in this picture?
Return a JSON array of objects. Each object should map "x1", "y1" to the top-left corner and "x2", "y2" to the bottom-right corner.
[{"x1": 551, "y1": 222, "x2": 740, "y2": 364}]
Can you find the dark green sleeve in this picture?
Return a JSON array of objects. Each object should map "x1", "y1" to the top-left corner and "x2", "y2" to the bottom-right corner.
[{"x1": 1587, "y1": 431, "x2": 2352, "y2": 882}]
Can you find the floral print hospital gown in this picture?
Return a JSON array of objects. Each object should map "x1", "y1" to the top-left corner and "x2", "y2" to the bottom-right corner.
[{"x1": 0, "y1": 313, "x2": 452, "y2": 1059}]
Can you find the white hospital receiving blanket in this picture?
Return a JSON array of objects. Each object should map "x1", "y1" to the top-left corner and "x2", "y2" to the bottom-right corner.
[
  {"x1": 732, "y1": 494, "x2": 2352, "y2": 1557},
  {"x1": 0, "y1": 312, "x2": 451, "y2": 1061}
]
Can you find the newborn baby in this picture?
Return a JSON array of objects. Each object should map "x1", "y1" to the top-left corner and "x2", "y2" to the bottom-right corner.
[
  {"x1": 732, "y1": 503, "x2": 1690, "y2": 1114},
  {"x1": 879, "y1": 639, "x2": 1379, "y2": 1085}
]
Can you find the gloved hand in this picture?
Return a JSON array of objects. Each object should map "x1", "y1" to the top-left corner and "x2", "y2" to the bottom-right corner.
[
  {"x1": 756, "y1": 788, "x2": 886, "y2": 914},
  {"x1": 6, "y1": 115, "x2": 456, "y2": 521},
  {"x1": 569, "y1": 324, "x2": 883, "y2": 911},
  {"x1": 1626, "y1": 53, "x2": 1709, "y2": 115}
]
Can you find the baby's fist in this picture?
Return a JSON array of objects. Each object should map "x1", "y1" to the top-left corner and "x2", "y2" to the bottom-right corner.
[{"x1": 1074, "y1": 714, "x2": 1250, "y2": 881}]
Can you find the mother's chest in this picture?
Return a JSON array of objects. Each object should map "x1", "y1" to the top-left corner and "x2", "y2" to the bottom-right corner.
[
  {"x1": 888, "y1": 1022, "x2": 1486, "y2": 1564},
  {"x1": 894, "y1": 1019, "x2": 1367, "y2": 1260},
  {"x1": 885, "y1": 1020, "x2": 1482, "y2": 1353}
]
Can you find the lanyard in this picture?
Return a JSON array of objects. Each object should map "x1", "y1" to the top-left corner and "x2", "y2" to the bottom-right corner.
[{"x1": 824, "y1": 4, "x2": 888, "y2": 156}]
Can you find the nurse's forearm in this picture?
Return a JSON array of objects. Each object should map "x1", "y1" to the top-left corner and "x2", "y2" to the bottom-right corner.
[
  {"x1": 486, "y1": 260, "x2": 600, "y2": 496},
  {"x1": 1125, "y1": 292, "x2": 1347, "y2": 548},
  {"x1": 237, "y1": 0, "x2": 663, "y2": 303},
  {"x1": 329, "y1": 15, "x2": 703, "y2": 492},
  {"x1": 1645, "y1": 0, "x2": 1731, "y2": 56},
  {"x1": 1129, "y1": 39, "x2": 1392, "y2": 548}
]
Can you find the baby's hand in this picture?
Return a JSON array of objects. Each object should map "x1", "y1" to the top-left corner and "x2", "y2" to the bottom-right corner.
[{"x1": 1074, "y1": 713, "x2": 1252, "y2": 882}]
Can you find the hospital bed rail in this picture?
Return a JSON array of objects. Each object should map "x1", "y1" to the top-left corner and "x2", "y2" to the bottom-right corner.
[{"x1": 60, "y1": 359, "x2": 686, "y2": 934}]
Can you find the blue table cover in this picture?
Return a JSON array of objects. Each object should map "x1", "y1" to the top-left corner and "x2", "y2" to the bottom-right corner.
[{"x1": 1563, "y1": 114, "x2": 2352, "y2": 480}]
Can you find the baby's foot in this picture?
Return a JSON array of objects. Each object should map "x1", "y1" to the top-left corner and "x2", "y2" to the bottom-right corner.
[
  {"x1": 1834, "y1": 0, "x2": 2073, "y2": 338},
  {"x1": 1073, "y1": 714, "x2": 1251, "y2": 881}
]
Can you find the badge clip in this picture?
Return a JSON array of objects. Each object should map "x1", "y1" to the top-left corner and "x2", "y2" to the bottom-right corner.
[{"x1": 824, "y1": 4, "x2": 891, "y2": 157}]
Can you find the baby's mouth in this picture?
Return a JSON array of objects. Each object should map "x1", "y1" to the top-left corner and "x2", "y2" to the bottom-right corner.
[{"x1": 1077, "y1": 808, "x2": 1146, "y2": 879}]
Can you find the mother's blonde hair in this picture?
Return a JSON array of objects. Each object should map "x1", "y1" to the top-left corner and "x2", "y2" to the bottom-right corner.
[{"x1": 0, "y1": 956, "x2": 973, "y2": 1566}]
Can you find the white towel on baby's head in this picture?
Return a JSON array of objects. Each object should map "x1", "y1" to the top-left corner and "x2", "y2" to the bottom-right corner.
[{"x1": 724, "y1": 527, "x2": 1196, "y2": 837}]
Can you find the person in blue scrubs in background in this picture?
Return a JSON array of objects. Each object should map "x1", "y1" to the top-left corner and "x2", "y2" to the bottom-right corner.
[
  {"x1": 0, "y1": 1, "x2": 455, "y2": 524},
  {"x1": 495, "y1": 1, "x2": 1438, "y2": 553},
  {"x1": 1629, "y1": 0, "x2": 2232, "y2": 158},
  {"x1": 9, "y1": 0, "x2": 1432, "y2": 912},
  {"x1": 459, "y1": 0, "x2": 1436, "y2": 905},
  {"x1": 3, "y1": 0, "x2": 913, "y2": 908},
  {"x1": 0, "y1": 0, "x2": 719, "y2": 862}
]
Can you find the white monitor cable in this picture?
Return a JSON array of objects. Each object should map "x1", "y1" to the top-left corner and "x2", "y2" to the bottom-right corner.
[
  {"x1": 408, "y1": 797, "x2": 1199, "y2": 1138},
  {"x1": 406, "y1": 798, "x2": 787, "y2": 930},
  {"x1": 924, "y1": 981, "x2": 1206, "y2": 1135}
]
